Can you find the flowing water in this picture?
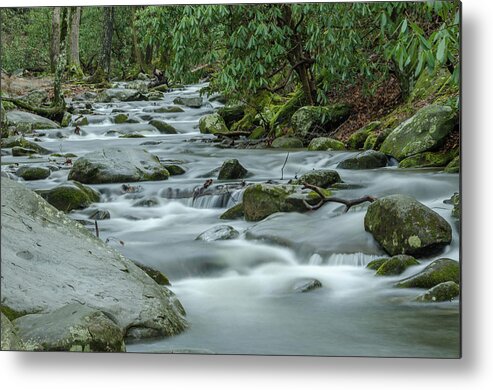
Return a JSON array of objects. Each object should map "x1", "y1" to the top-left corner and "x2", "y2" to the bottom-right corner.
[{"x1": 2, "y1": 83, "x2": 460, "y2": 357}]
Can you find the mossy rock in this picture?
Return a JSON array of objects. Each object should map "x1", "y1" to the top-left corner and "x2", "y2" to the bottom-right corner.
[
  {"x1": 119, "y1": 133, "x2": 145, "y2": 138},
  {"x1": 292, "y1": 169, "x2": 341, "y2": 188},
  {"x1": 337, "y1": 150, "x2": 388, "y2": 169},
  {"x1": 249, "y1": 126, "x2": 266, "y2": 140},
  {"x1": 217, "y1": 105, "x2": 245, "y2": 128},
  {"x1": 36, "y1": 181, "x2": 100, "y2": 212},
  {"x1": 364, "y1": 195, "x2": 452, "y2": 257},
  {"x1": 380, "y1": 105, "x2": 458, "y2": 160},
  {"x1": 271, "y1": 136, "x2": 303, "y2": 149},
  {"x1": 173, "y1": 96, "x2": 203, "y2": 108},
  {"x1": 134, "y1": 263, "x2": 170, "y2": 286},
  {"x1": 12, "y1": 146, "x2": 38, "y2": 156},
  {"x1": 218, "y1": 159, "x2": 248, "y2": 180},
  {"x1": 1, "y1": 304, "x2": 28, "y2": 321},
  {"x1": 164, "y1": 164, "x2": 186, "y2": 175},
  {"x1": 1, "y1": 136, "x2": 51, "y2": 155},
  {"x1": 366, "y1": 258, "x2": 389, "y2": 271},
  {"x1": 448, "y1": 192, "x2": 460, "y2": 219},
  {"x1": 114, "y1": 113, "x2": 129, "y2": 124},
  {"x1": 307, "y1": 137, "x2": 345, "y2": 151},
  {"x1": 199, "y1": 113, "x2": 228, "y2": 134},
  {"x1": 16, "y1": 166, "x2": 51, "y2": 180},
  {"x1": 395, "y1": 258, "x2": 459, "y2": 288},
  {"x1": 414, "y1": 281, "x2": 460, "y2": 302},
  {"x1": 444, "y1": 155, "x2": 460, "y2": 173},
  {"x1": 149, "y1": 119, "x2": 177, "y2": 134},
  {"x1": 61, "y1": 112, "x2": 72, "y2": 127},
  {"x1": 220, "y1": 203, "x2": 244, "y2": 220},
  {"x1": 1, "y1": 313, "x2": 25, "y2": 351},
  {"x1": 363, "y1": 128, "x2": 392, "y2": 150},
  {"x1": 74, "y1": 116, "x2": 89, "y2": 126},
  {"x1": 398, "y1": 151, "x2": 454, "y2": 168},
  {"x1": 270, "y1": 88, "x2": 306, "y2": 129},
  {"x1": 374, "y1": 255, "x2": 420, "y2": 276},
  {"x1": 346, "y1": 121, "x2": 381, "y2": 150}
]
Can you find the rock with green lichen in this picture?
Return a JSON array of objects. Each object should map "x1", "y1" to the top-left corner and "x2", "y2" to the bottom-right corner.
[
  {"x1": 199, "y1": 113, "x2": 229, "y2": 134},
  {"x1": 291, "y1": 169, "x2": 341, "y2": 188},
  {"x1": 68, "y1": 148, "x2": 170, "y2": 184},
  {"x1": 149, "y1": 119, "x2": 177, "y2": 134},
  {"x1": 291, "y1": 104, "x2": 351, "y2": 144},
  {"x1": 380, "y1": 105, "x2": 458, "y2": 160},
  {"x1": 374, "y1": 255, "x2": 420, "y2": 276},
  {"x1": 36, "y1": 181, "x2": 100, "y2": 212},
  {"x1": 270, "y1": 88, "x2": 305, "y2": 129},
  {"x1": 74, "y1": 116, "x2": 89, "y2": 126},
  {"x1": 5, "y1": 110, "x2": 60, "y2": 131},
  {"x1": 398, "y1": 151, "x2": 454, "y2": 168},
  {"x1": 163, "y1": 164, "x2": 185, "y2": 175},
  {"x1": 444, "y1": 192, "x2": 460, "y2": 219},
  {"x1": 16, "y1": 165, "x2": 51, "y2": 181},
  {"x1": 114, "y1": 113, "x2": 129, "y2": 124},
  {"x1": 395, "y1": 258, "x2": 459, "y2": 288},
  {"x1": 12, "y1": 146, "x2": 38, "y2": 156},
  {"x1": 119, "y1": 133, "x2": 145, "y2": 138},
  {"x1": 337, "y1": 150, "x2": 388, "y2": 169},
  {"x1": 414, "y1": 281, "x2": 460, "y2": 302},
  {"x1": 13, "y1": 303, "x2": 126, "y2": 352},
  {"x1": 307, "y1": 137, "x2": 345, "y2": 151},
  {"x1": 1, "y1": 313, "x2": 25, "y2": 351},
  {"x1": 272, "y1": 136, "x2": 303, "y2": 149},
  {"x1": 364, "y1": 195, "x2": 452, "y2": 257},
  {"x1": 61, "y1": 111, "x2": 72, "y2": 127},
  {"x1": 220, "y1": 203, "x2": 245, "y2": 220},
  {"x1": 366, "y1": 258, "x2": 389, "y2": 271},
  {"x1": 218, "y1": 159, "x2": 248, "y2": 180},
  {"x1": 444, "y1": 155, "x2": 460, "y2": 173},
  {"x1": 347, "y1": 121, "x2": 381, "y2": 150},
  {"x1": 218, "y1": 105, "x2": 245, "y2": 128},
  {"x1": 1, "y1": 135, "x2": 51, "y2": 154},
  {"x1": 363, "y1": 128, "x2": 392, "y2": 150}
]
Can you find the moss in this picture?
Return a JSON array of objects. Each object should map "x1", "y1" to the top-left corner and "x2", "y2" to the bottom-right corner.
[
  {"x1": 199, "y1": 113, "x2": 228, "y2": 134},
  {"x1": 142, "y1": 168, "x2": 170, "y2": 181},
  {"x1": 415, "y1": 281, "x2": 460, "y2": 302},
  {"x1": 271, "y1": 136, "x2": 303, "y2": 149},
  {"x1": 395, "y1": 258, "x2": 459, "y2": 288},
  {"x1": 243, "y1": 184, "x2": 299, "y2": 221},
  {"x1": 366, "y1": 258, "x2": 389, "y2": 271},
  {"x1": 1, "y1": 304, "x2": 27, "y2": 321},
  {"x1": 292, "y1": 169, "x2": 341, "y2": 188},
  {"x1": 375, "y1": 255, "x2": 420, "y2": 276},
  {"x1": 220, "y1": 203, "x2": 245, "y2": 220},
  {"x1": 217, "y1": 105, "x2": 246, "y2": 128},
  {"x1": 75, "y1": 116, "x2": 89, "y2": 126},
  {"x1": 36, "y1": 182, "x2": 100, "y2": 212},
  {"x1": 249, "y1": 126, "x2": 266, "y2": 140},
  {"x1": 269, "y1": 88, "x2": 305, "y2": 129},
  {"x1": 444, "y1": 155, "x2": 460, "y2": 173},
  {"x1": 134, "y1": 263, "x2": 170, "y2": 286},
  {"x1": 16, "y1": 166, "x2": 51, "y2": 181},
  {"x1": 114, "y1": 113, "x2": 128, "y2": 124},
  {"x1": 346, "y1": 121, "x2": 381, "y2": 150},
  {"x1": 61, "y1": 112, "x2": 72, "y2": 127},
  {"x1": 307, "y1": 137, "x2": 345, "y2": 151},
  {"x1": 149, "y1": 120, "x2": 177, "y2": 134},
  {"x1": 119, "y1": 134, "x2": 145, "y2": 138},
  {"x1": 398, "y1": 151, "x2": 454, "y2": 168},
  {"x1": 364, "y1": 128, "x2": 392, "y2": 150}
]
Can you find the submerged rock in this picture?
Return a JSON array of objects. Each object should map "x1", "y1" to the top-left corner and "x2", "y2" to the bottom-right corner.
[
  {"x1": 16, "y1": 165, "x2": 51, "y2": 181},
  {"x1": 195, "y1": 225, "x2": 240, "y2": 241},
  {"x1": 364, "y1": 195, "x2": 452, "y2": 257},
  {"x1": 307, "y1": 137, "x2": 345, "y2": 151},
  {"x1": 218, "y1": 159, "x2": 248, "y2": 180},
  {"x1": 149, "y1": 119, "x2": 178, "y2": 134},
  {"x1": 337, "y1": 150, "x2": 388, "y2": 169},
  {"x1": 1, "y1": 177, "x2": 187, "y2": 340},
  {"x1": 380, "y1": 105, "x2": 458, "y2": 160},
  {"x1": 395, "y1": 258, "x2": 459, "y2": 288},
  {"x1": 13, "y1": 303, "x2": 125, "y2": 352},
  {"x1": 173, "y1": 96, "x2": 203, "y2": 108},
  {"x1": 292, "y1": 278, "x2": 323, "y2": 293},
  {"x1": 271, "y1": 136, "x2": 303, "y2": 149},
  {"x1": 220, "y1": 203, "x2": 245, "y2": 220},
  {"x1": 36, "y1": 181, "x2": 100, "y2": 212},
  {"x1": 374, "y1": 255, "x2": 420, "y2": 276},
  {"x1": 68, "y1": 148, "x2": 170, "y2": 184},
  {"x1": 199, "y1": 113, "x2": 228, "y2": 134},
  {"x1": 414, "y1": 281, "x2": 460, "y2": 302}
]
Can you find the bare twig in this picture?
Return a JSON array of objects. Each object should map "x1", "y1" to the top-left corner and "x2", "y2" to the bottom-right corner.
[
  {"x1": 281, "y1": 152, "x2": 290, "y2": 180},
  {"x1": 302, "y1": 182, "x2": 376, "y2": 212},
  {"x1": 94, "y1": 220, "x2": 99, "y2": 238}
]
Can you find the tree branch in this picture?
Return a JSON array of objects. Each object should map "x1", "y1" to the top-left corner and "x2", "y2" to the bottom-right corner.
[{"x1": 302, "y1": 182, "x2": 376, "y2": 212}]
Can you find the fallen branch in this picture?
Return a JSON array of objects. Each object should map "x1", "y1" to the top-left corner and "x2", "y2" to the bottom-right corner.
[
  {"x1": 281, "y1": 152, "x2": 290, "y2": 180},
  {"x1": 302, "y1": 182, "x2": 376, "y2": 212}
]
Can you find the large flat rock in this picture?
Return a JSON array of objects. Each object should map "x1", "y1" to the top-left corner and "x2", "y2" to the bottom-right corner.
[
  {"x1": 0, "y1": 177, "x2": 187, "y2": 339},
  {"x1": 6, "y1": 110, "x2": 60, "y2": 130}
]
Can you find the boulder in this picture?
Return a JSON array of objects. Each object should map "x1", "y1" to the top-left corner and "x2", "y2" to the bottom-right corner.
[
  {"x1": 88, "y1": 208, "x2": 111, "y2": 220},
  {"x1": 13, "y1": 303, "x2": 125, "y2": 352},
  {"x1": 134, "y1": 263, "x2": 171, "y2": 286},
  {"x1": 364, "y1": 195, "x2": 452, "y2": 257},
  {"x1": 5, "y1": 110, "x2": 60, "y2": 131},
  {"x1": 199, "y1": 113, "x2": 228, "y2": 134},
  {"x1": 292, "y1": 278, "x2": 322, "y2": 293},
  {"x1": 36, "y1": 181, "x2": 100, "y2": 212},
  {"x1": 292, "y1": 169, "x2": 341, "y2": 188},
  {"x1": 337, "y1": 150, "x2": 388, "y2": 169},
  {"x1": 149, "y1": 119, "x2": 178, "y2": 134},
  {"x1": 96, "y1": 88, "x2": 146, "y2": 103},
  {"x1": 291, "y1": 104, "x2": 350, "y2": 143},
  {"x1": 444, "y1": 156, "x2": 460, "y2": 173},
  {"x1": 163, "y1": 164, "x2": 186, "y2": 175},
  {"x1": 133, "y1": 197, "x2": 160, "y2": 208},
  {"x1": 346, "y1": 121, "x2": 381, "y2": 150},
  {"x1": 195, "y1": 225, "x2": 240, "y2": 241},
  {"x1": 114, "y1": 113, "x2": 129, "y2": 124},
  {"x1": 143, "y1": 106, "x2": 184, "y2": 113},
  {"x1": 1, "y1": 313, "x2": 24, "y2": 351},
  {"x1": 16, "y1": 165, "x2": 51, "y2": 180},
  {"x1": 414, "y1": 281, "x2": 460, "y2": 302},
  {"x1": 373, "y1": 255, "x2": 420, "y2": 276},
  {"x1": 307, "y1": 137, "x2": 345, "y2": 151},
  {"x1": 395, "y1": 258, "x2": 459, "y2": 288},
  {"x1": 68, "y1": 148, "x2": 170, "y2": 184},
  {"x1": 366, "y1": 258, "x2": 388, "y2": 271},
  {"x1": 218, "y1": 159, "x2": 248, "y2": 180},
  {"x1": 398, "y1": 151, "x2": 454, "y2": 168},
  {"x1": 271, "y1": 136, "x2": 303, "y2": 149},
  {"x1": 173, "y1": 96, "x2": 203, "y2": 108},
  {"x1": 12, "y1": 146, "x2": 38, "y2": 156},
  {"x1": 220, "y1": 203, "x2": 245, "y2": 220},
  {"x1": 379, "y1": 105, "x2": 458, "y2": 160},
  {"x1": 217, "y1": 105, "x2": 245, "y2": 128},
  {"x1": 1, "y1": 135, "x2": 51, "y2": 154},
  {"x1": 1, "y1": 177, "x2": 187, "y2": 339}
]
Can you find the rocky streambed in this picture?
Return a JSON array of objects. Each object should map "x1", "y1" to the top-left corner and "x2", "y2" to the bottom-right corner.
[{"x1": 1, "y1": 83, "x2": 460, "y2": 356}]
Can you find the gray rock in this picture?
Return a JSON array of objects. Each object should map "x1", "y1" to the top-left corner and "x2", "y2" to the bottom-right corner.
[
  {"x1": 16, "y1": 165, "x2": 51, "y2": 180},
  {"x1": 173, "y1": 96, "x2": 203, "y2": 108},
  {"x1": 292, "y1": 278, "x2": 323, "y2": 293},
  {"x1": 36, "y1": 181, "x2": 100, "y2": 212},
  {"x1": 364, "y1": 195, "x2": 452, "y2": 257},
  {"x1": 414, "y1": 281, "x2": 460, "y2": 302},
  {"x1": 195, "y1": 225, "x2": 240, "y2": 241},
  {"x1": 88, "y1": 208, "x2": 111, "y2": 220},
  {"x1": 6, "y1": 110, "x2": 60, "y2": 131},
  {"x1": 271, "y1": 136, "x2": 304, "y2": 149},
  {"x1": 337, "y1": 150, "x2": 388, "y2": 169},
  {"x1": 218, "y1": 159, "x2": 248, "y2": 180},
  {"x1": 1, "y1": 313, "x2": 24, "y2": 351},
  {"x1": 220, "y1": 203, "x2": 245, "y2": 220},
  {"x1": 307, "y1": 137, "x2": 345, "y2": 151},
  {"x1": 149, "y1": 119, "x2": 177, "y2": 134},
  {"x1": 13, "y1": 303, "x2": 125, "y2": 352},
  {"x1": 199, "y1": 113, "x2": 228, "y2": 134},
  {"x1": 1, "y1": 135, "x2": 51, "y2": 154},
  {"x1": 292, "y1": 169, "x2": 341, "y2": 188},
  {"x1": 1, "y1": 177, "x2": 187, "y2": 339},
  {"x1": 96, "y1": 88, "x2": 147, "y2": 103},
  {"x1": 68, "y1": 148, "x2": 170, "y2": 184}
]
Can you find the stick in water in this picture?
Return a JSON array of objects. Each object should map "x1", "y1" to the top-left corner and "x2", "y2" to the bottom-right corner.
[{"x1": 281, "y1": 152, "x2": 290, "y2": 180}]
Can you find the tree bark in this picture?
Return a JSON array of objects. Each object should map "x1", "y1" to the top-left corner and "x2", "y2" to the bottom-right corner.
[
  {"x1": 68, "y1": 7, "x2": 82, "y2": 73},
  {"x1": 131, "y1": 7, "x2": 144, "y2": 71},
  {"x1": 99, "y1": 6, "x2": 115, "y2": 80},
  {"x1": 50, "y1": 7, "x2": 61, "y2": 73}
]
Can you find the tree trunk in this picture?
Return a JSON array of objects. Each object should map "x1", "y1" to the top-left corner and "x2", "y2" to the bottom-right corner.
[
  {"x1": 67, "y1": 7, "x2": 82, "y2": 77},
  {"x1": 53, "y1": 8, "x2": 68, "y2": 109},
  {"x1": 99, "y1": 6, "x2": 115, "y2": 80},
  {"x1": 131, "y1": 7, "x2": 144, "y2": 72},
  {"x1": 50, "y1": 7, "x2": 61, "y2": 73}
]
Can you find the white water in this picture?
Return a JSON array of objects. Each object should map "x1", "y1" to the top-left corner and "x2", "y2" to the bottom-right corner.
[{"x1": 1, "y1": 83, "x2": 460, "y2": 357}]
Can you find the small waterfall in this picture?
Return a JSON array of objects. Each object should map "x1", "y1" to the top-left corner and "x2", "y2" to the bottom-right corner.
[{"x1": 325, "y1": 252, "x2": 381, "y2": 267}]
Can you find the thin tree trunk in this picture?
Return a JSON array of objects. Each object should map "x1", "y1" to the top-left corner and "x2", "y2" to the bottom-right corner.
[
  {"x1": 53, "y1": 8, "x2": 68, "y2": 109},
  {"x1": 131, "y1": 7, "x2": 144, "y2": 71},
  {"x1": 50, "y1": 7, "x2": 61, "y2": 73},
  {"x1": 68, "y1": 7, "x2": 82, "y2": 72},
  {"x1": 99, "y1": 6, "x2": 115, "y2": 80}
]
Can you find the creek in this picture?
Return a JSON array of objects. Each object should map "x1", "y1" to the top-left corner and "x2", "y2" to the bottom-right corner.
[{"x1": 2, "y1": 83, "x2": 460, "y2": 357}]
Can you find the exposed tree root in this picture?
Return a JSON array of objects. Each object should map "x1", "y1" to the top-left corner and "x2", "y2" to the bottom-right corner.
[{"x1": 302, "y1": 182, "x2": 376, "y2": 212}]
